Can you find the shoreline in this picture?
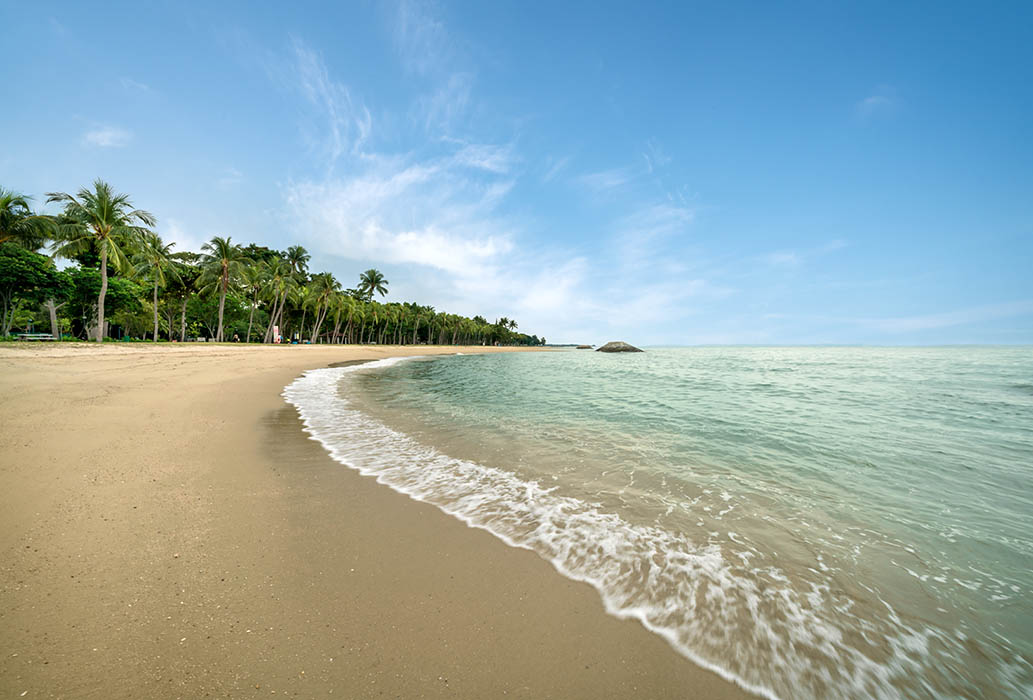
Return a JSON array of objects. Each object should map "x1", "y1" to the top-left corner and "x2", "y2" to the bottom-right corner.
[{"x1": 0, "y1": 344, "x2": 749, "y2": 699}]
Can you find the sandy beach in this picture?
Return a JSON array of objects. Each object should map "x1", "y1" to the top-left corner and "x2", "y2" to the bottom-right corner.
[{"x1": 0, "y1": 343, "x2": 748, "y2": 699}]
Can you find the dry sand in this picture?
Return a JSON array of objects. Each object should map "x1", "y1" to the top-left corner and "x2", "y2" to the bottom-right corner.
[{"x1": 0, "y1": 343, "x2": 750, "y2": 699}]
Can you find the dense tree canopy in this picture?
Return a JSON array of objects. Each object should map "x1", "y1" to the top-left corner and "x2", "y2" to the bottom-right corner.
[
  {"x1": 0, "y1": 243, "x2": 71, "y2": 336},
  {"x1": 1, "y1": 181, "x2": 544, "y2": 346}
]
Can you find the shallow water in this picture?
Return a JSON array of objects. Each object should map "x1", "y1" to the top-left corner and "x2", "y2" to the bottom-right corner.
[{"x1": 284, "y1": 347, "x2": 1033, "y2": 699}]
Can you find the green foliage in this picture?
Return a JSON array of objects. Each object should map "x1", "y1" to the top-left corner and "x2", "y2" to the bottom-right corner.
[
  {"x1": 0, "y1": 187, "x2": 53, "y2": 251},
  {"x1": 240, "y1": 243, "x2": 284, "y2": 264},
  {"x1": 0, "y1": 243, "x2": 72, "y2": 336},
  {"x1": 65, "y1": 266, "x2": 144, "y2": 339}
]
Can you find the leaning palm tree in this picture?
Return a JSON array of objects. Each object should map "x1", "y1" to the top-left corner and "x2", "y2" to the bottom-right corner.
[
  {"x1": 358, "y1": 268, "x2": 389, "y2": 301},
  {"x1": 48, "y1": 180, "x2": 155, "y2": 342},
  {"x1": 307, "y1": 272, "x2": 341, "y2": 343},
  {"x1": 1, "y1": 187, "x2": 54, "y2": 250},
  {"x1": 198, "y1": 236, "x2": 246, "y2": 342},
  {"x1": 132, "y1": 232, "x2": 177, "y2": 342},
  {"x1": 262, "y1": 260, "x2": 291, "y2": 343},
  {"x1": 239, "y1": 260, "x2": 268, "y2": 343}
]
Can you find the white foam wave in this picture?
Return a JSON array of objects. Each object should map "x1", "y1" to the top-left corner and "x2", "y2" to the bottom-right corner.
[{"x1": 283, "y1": 363, "x2": 1029, "y2": 699}]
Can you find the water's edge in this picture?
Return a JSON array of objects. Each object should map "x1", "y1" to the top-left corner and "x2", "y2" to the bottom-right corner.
[{"x1": 282, "y1": 356, "x2": 776, "y2": 700}]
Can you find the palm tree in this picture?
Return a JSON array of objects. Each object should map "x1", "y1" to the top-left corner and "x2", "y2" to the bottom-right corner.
[
  {"x1": 262, "y1": 260, "x2": 291, "y2": 342},
  {"x1": 307, "y1": 272, "x2": 341, "y2": 343},
  {"x1": 239, "y1": 260, "x2": 268, "y2": 343},
  {"x1": 198, "y1": 236, "x2": 246, "y2": 342},
  {"x1": 358, "y1": 268, "x2": 389, "y2": 301},
  {"x1": 1, "y1": 188, "x2": 53, "y2": 250},
  {"x1": 285, "y1": 245, "x2": 310, "y2": 277},
  {"x1": 47, "y1": 180, "x2": 155, "y2": 342},
  {"x1": 132, "y1": 232, "x2": 177, "y2": 342}
]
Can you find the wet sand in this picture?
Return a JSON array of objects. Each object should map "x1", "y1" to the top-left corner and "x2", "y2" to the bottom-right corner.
[{"x1": 0, "y1": 343, "x2": 750, "y2": 699}]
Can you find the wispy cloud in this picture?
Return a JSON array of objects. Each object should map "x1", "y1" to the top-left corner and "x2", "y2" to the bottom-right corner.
[
  {"x1": 762, "y1": 239, "x2": 847, "y2": 268},
  {"x1": 766, "y1": 251, "x2": 800, "y2": 266},
  {"x1": 289, "y1": 36, "x2": 371, "y2": 167},
  {"x1": 542, "y1": 155, "x2": 570, "y2": 182},
  {"x1": 393, "y1": 0, "x2": 452, "y2": 76},
  {"x1": 578, "y1": 167, "x2": 634, "y2": 191},
  {"x1": 641, "y1": 139, "x2": 672, "y2": 173},
  {"x1": 856, "y1": 89, "x2": 895, "y2": 119},
  {"x1": 120, "y1": 77, "x2": 151, "y2": 92},
  {"x1": 217, "y1": 167, "x2": 244, "y2": 188},
  {"x1": 452, "y1": 142, "x2": 515, "y2": 174},
  {"x1": 82, "y1": 126, "x2": 132, "y2": 148},
  {"x1": 860, "y1": 300, "x2": 1033, "y2": 333},
  {"x1": 415, "y1": 71, "x2": 473, "y2": 133}
]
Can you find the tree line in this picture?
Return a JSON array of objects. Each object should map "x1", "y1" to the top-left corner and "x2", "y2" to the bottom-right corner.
[{"x1": 0, "y1": 181, "x2": 545, "y2": 346}]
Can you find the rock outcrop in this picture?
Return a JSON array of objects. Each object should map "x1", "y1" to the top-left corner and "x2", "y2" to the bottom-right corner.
[{"x1": 596, "y1": 341, "x2": 644, "y2": 353}]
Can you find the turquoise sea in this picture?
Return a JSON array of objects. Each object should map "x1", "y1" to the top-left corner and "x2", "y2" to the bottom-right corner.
[{"x1": 284, "y1": 347, "x2": 1033, "y2": 699}]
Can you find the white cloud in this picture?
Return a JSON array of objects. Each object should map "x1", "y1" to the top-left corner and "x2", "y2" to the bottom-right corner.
[
  {"x1": 161, "y1": 218, "x2": 205, "y2": 255},
  {"x1": 273, "y1": 27, "x2": 717, "y2": 344},
  {"x1": 578, "y1": 167, "x2": 633, "y2": 191},
  {"x1": 82, "y1": 126, "x2": 132, "y2": 148},
  {"x1": 285, "y1": 150, "x2": 515, "y2": 278}
]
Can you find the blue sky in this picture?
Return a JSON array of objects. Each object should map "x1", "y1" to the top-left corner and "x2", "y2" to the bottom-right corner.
[{"x1": 3, "y1": 1, "x2": 1031, "y2": 344}]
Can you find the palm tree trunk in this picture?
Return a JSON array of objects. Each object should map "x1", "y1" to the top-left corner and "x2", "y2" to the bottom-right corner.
[
  {"x1": 153, "y1": 280, "x2": 160, "y2": 342},
  {"x1": 265, "y1": 291, "x2": 284, "y2": 342},
  {"x1": 96, "y1": 247, "x2": 108, "y2": 342},
  {"x1": 216, "y1": 288, "x2": 226, "y2": 342},
  {"x1": 46, "y1": 299, "x2": 61, "y2": 340},
  {"x1": 246, "y1": 292, "x2": 256, "y2": 343},
  {"x1": 180, "y1": 297, "x2": 188, "y2": 341},
  {"x1": 310, "y1": 305, "x2": 326, "y2": 343},
  {"x1": 262, "y1": 296, "x2": 276, "y2": 343}
]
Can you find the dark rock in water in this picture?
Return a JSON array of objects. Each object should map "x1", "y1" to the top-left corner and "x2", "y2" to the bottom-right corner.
[
  {"x1": 596, "y1": 341, "x2": 644, "y2": 353},
  {"x1": 576, "y1": 344, "x2": 592, "y2": 349}
]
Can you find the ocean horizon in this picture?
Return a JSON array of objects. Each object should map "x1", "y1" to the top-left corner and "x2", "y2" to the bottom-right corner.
[{"x1": 285, "y1": 346, "x2": 1033, "y2": 699}]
